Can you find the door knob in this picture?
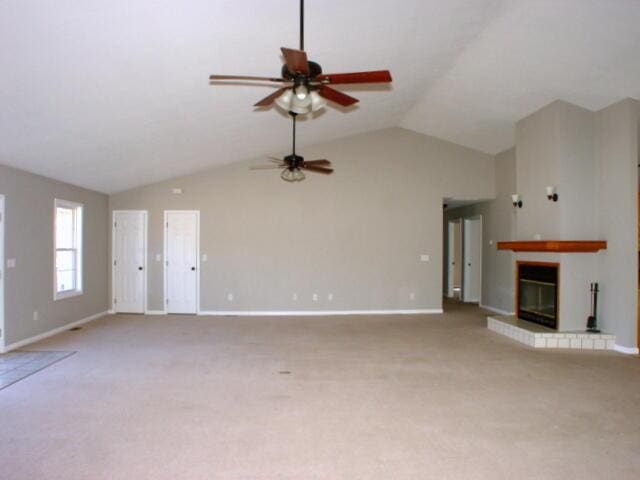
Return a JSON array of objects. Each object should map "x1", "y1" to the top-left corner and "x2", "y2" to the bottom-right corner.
[
  {"x1": 191, "y1": 267, "x2": 196, "y2": 271},
  {"x1": 138, "y1": 266, "x2": 143, "y2": 271}
]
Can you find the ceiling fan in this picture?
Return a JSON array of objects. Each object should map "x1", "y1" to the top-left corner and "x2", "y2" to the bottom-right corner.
[
  {"x1": 208, "y1": 0, "x2": 393, "y2": 114},
  {"x1": 250, "y1": 114, "x2": 333, "y2": 182}
]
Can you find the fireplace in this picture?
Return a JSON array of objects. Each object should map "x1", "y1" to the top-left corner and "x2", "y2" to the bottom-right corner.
[{"x1": 517, "y1": 262, "x2": 559, "y2": 329}]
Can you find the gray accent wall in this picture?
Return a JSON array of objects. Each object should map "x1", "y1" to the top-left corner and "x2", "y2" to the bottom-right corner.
[
  {"x1": 595, "y1": 99, "x2": 639, "y2": 347},
  {"x1": 109, "y1": 127, "x2": 496, "y2": 313},
  {"x1": 0, "y1": 164, "x2": 109, "y2": 346},
  {"x1": 444, "y1": 148, "x2": 516, "y2": 313}
]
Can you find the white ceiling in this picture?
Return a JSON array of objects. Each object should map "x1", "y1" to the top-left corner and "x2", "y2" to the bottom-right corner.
[{"x1": 1, "y1": 0, "x2": 639, "y2": 193}]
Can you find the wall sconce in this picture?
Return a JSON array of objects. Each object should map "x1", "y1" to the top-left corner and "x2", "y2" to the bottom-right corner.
[
  {"x1": 511, "y1": 194, "x2": 523, "y2": 208},
  {"x1": 546, "y1": 186, "x2": 558, "y2": 202}
]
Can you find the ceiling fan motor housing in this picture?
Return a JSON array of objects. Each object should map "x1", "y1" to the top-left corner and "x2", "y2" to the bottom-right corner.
[
  {"x1": 284, "y1": 154, "x2": 304, "y2": 169},
  {"x1": 281, "y1": 60, "x2": 322, "y2": 81}
]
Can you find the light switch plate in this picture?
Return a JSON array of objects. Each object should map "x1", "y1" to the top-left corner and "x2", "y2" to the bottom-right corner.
[
  {"x1": 420, "y1": 254, "x2": 430, "y2": 262},
  {"x1": 202, "y1": 254, "x2": 208, "y2": 262},
  {"x1": 155, "y1": 254, "x2": 162, "y2": 262},
  {"x1": 7, "y1": 258, "x2": 16, "y2": 268}
]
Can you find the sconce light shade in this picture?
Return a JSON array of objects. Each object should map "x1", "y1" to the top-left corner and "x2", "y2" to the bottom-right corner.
[
  {"x1": 511, "y1": 193, "x2": 523, "y2": 208},
  {"x1": 546, "y1": 185, "x2": 558, "y2": 202}
]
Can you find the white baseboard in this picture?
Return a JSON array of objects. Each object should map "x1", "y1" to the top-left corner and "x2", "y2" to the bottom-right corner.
[
  {"x1": 479, "y1": 304, "x2": 515, "y2": 316},
  {"x1": 613, "y1": 344, "x2": 639, "y2": 355},
  {"x1": 1, "y1": 310, "x2": 109, "y2": 353},
  {"x1": 145, "y1": 310, "x2": 167, "y2": 315},
  {"x1": 197, "y1": 309, "x2": 443, "y2": 317}
]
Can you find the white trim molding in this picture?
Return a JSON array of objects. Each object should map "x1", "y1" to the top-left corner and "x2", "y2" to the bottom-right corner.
[
  {"x1": 1, "y1": 310, "x2": 109, "y2": 353},
  {"x1": 145, "y1": 310, "x2": 167, "y2": 315},
  {"x1": 613, "y1": 344, "x2": 640, "y2": 355},
  {"x1": 479, "y1": 304, "x2": 515, "y2": 316},
  {"x1": 197, "y1": 309, "x2": 443, "y2": 317}
]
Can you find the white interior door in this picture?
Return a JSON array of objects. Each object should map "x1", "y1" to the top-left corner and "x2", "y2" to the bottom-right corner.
[
  {"x1": 113, "y1": 211, "x2": 146, "y2": 313},
  {"x1": 463, "y1": 217, "x2": 482, "y2": 303},
  {"x1": 165, "y1": 211, "x2": 199, "y2": 314}
]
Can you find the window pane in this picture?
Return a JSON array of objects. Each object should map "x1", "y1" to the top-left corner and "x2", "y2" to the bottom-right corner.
[
  {"x1": 56, "y1": 250, "x2": 75, "y2": 271},
  {"x1": 56, "y1": 207, "x2": 74, "y2": 249},
  {"x1": 56, "y1": 270, "x2": 75, "y2": 292}
]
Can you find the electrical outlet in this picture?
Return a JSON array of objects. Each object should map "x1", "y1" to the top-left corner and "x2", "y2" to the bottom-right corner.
[
  {"x1": 7, "y1": 258, "x2": 16, "y2": 268},
  {"x1": 420, "y1": 254, "x2": 430, "y2": 262},
  {"x1": 409, "y1": 292, "x2": 415, "y2": 300},
  {"x1": 292, "y1": 293, "x2": 298, "y2": 301},
  {"x1": 312, "y1": 293, "x2": 318, "y2": 301},
  {"x1": 534, "y1": 233, "x2": 542, "y2": 240},
  {"x1": 227, "y1": 293, "x2": 233, "y2": 302},
  {"x1": 33, "y1": 311, "x2": 39, "y2": 321},
  {"x1": 327, "y1": 293, "x2": 333, "y2": 301}
]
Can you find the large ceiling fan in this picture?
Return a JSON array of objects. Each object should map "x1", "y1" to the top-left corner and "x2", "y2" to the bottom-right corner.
[
  {"x1": 250, "y1": 115, "x2": 333, "y2": 182},
  {"x1": 209, "y1": 0, "x2": 393, "y2": 114}
]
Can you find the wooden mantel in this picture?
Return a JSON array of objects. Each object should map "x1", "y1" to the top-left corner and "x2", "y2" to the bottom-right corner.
[{"x1": 497, "y1": 240, "x2": 607, "y2": 253}]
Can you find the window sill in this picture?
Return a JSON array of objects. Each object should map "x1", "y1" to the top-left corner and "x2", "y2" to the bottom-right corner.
[{"x1": 54, "y1": 289, "x2": 83, "y2": 301}]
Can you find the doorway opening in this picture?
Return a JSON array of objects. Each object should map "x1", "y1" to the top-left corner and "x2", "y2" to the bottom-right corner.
[{"x1": 0, "y1": 194, "x2": 4, "y2": 348}]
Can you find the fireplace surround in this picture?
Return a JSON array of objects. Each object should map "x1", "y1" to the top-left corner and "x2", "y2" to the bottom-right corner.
[{"x1": 517, "y1": 261, "x2": 559, "y2": 329}]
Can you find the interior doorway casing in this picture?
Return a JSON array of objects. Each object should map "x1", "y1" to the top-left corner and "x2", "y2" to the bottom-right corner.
[
  {"x1": 163, "y1": 210, "x2": 200, "y2": 314},
  {"x1": 111, "y1": 210, "x2": 148, "y2": 314}
]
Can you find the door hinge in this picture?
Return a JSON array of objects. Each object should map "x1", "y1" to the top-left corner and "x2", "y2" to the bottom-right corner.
[
  {"x1": 166, "y1": 221, "x2": 169, "y2": 228},
  {"x1": 113, "y1": 260, "x2": 117, "y2": 266},
  {"x1": 114, "y1": 221, "x2": 117, "y2": 228},
  {"x1": 165, "y1": 260, "x2": 169, "y2": 267},
  {"x1": 166, "y1": 299, "x2": 169, "y2": 304},
  {"x1": 113, "y1": 298, "x2": 117, "y2": 304}
]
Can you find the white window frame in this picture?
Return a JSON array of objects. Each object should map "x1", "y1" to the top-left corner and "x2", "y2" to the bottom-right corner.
[{"x1": 54, "y1": 199, "x2": 83, "y2": 301}]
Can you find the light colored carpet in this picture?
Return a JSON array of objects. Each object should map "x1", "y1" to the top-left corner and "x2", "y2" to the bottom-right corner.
[{"x1": 0, "y1": 301, "x2": 638, "y2": 479}]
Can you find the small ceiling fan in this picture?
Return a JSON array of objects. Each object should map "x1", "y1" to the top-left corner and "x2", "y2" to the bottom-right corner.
[
  {"x1": 251, "y1": 114, "x2": 333, "y2": 182},
  {"x1": 209, "y1": 0, "x2": 392, "y2": 115}
]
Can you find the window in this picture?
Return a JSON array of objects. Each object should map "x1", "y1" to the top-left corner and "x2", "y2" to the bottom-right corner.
[{"x1": 54, "y1": 199, "x2": 83, "y2": 300}]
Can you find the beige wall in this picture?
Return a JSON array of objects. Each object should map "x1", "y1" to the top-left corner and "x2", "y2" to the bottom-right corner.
[
  {"x1": 109, "y1": 127, "x2": 496, "y2": 313},
  {"x1": 595, "y1": 99, "x2": 639, "y2": 347},
  {"x1": 0, "y1": 164, "x2": 109, "y2": 347}
]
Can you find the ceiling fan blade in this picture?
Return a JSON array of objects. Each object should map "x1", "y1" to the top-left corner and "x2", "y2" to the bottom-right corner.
[
  {"x1": 268, "y1": 157, "x2": 284, "y2": 163},
  {"x1": 303, "y1": 159, "x2": 331, "y2": 166},
  {"x1": 317, "y1": 86, "x2": 359, "y2": 107},
  {"x1": 254, "y1": 87, "x2": 289, "y2": 107},
  {"x1": 209, "y1": 74, "x2": 287, "y2": 82},
  {"x1": 316, "y1": 70, "x2": 392, "y2": 84},
  {"x1": 250, "y1": 164, "x2": 285, "y2": 170},
  {"x1": 301, "y1": 165, "x2": 334, "y2": 174},
  {"x1": 281, "y1": 47, "x2": 309, "y2": 75}
]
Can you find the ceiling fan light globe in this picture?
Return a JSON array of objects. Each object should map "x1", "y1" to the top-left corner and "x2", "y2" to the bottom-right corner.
[
  {"x1": 291, "y1": 93, "x2": 311, "y2": 110},
  {"x1": 295, "y1": 85, "x2": 309, "y2": 100},
  {"x1": 281, "y1": 168, "x2": 295, "y2": 182},
  {"x1": 293, "y1": 168, "x2": 305, "y2": 181},
  {"x1": 310, "y1": 91, "x2": 327, "y2": 112},
  {"x1": 289, "y1": 104, "x2": 311, "y2": 115},
  {"x1": 274, "y1": 89, "x2": 293, "y2": 111}
]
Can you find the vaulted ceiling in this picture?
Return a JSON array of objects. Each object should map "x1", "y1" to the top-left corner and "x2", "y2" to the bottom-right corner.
[{"x1": 1, "y1": 0, "x2": 639, "y2": 193}]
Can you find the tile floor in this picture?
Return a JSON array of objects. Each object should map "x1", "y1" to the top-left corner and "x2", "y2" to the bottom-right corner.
[{"x1": 0, "y1": 350, "x2": 75, "y2": 390}]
